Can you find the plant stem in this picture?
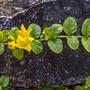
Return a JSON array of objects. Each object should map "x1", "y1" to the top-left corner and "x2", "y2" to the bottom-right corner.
[
  {"x1": 39, "y1": 38, "x2": 46, "y2": 41},
  {"x1": 58, "y1": 36, "x2": 82, "y2": 38},
  {"x1": 0, "y1": 42, "x2": 7, "y2": 45},
  {"x1": 39, "y1": 36, "x2": 83, "y2": 41},
  {"x1": 3, "y1": 43, "x2": 8, "y2": 45}
]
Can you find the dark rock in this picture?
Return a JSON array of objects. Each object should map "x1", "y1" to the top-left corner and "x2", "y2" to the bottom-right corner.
[
  {"x1": 0, "y1": 0, "x2": 53, "y2": 17},
  {"x1": 0, "y1": 17, "x2": 10, "y2": 30},
  {"x1": 0, "y1": 0, "x2": 90, "y2": 87}
]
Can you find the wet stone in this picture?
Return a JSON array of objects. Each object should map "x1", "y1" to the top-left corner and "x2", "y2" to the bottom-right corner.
[
  {"x1": 0, "y1": 49, "x2": 10, "y2": 74},
  {"x1": 0, "y1": 0, "x2": 90, "y2": 88}
]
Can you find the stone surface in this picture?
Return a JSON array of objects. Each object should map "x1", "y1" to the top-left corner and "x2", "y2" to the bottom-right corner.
[
  {"x1": 0, "y1": 0, "x2": 54, "y2": 17},
  {"x1": 0, "y1": 0, "x2": 90, "y2": 88}
]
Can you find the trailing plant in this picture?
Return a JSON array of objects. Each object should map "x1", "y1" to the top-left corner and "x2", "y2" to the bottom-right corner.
[
  {"x1": 0, "y1": 17, "x2": 90, "y2": 60},
  {"x1": 0, "y1": 75, "x2": 9, "y2": 90}
]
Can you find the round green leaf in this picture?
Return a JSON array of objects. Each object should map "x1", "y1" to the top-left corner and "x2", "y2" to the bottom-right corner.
[
  {"x1": 81, "y1": 37, "x2": 90, "y2": 53},
  {"x1": 67, "y1": 36, "x2": 79, "y2": 50},
  {"x1": 0, "y1": 44, "x2": 4, "y2": 55},
  {"x1": 85, "y1": 76, "x2": 90, "y2": 87},
  {"x1": 2, "y1": 30, "x2": 9, "y2": 42},
  {"x1": 63, "y1": 17, "x2": 77, "y2": 35},
  {"x1": 29, "y1": 23, "x2": 41, "y2": 38},
  {"x1": 50, "y1": 24, "x2": 63, "y2": 33},
  {"x1": 9, "y1": 27, "x2": 19, "y2": 37},
  {"x1": 48, "y1": 39, "x2": 63, "y2": 54},
  {"x1": 12, "y1": 49, "x2": 24, "y2": 60},
  {"x1": 31, "y1": 40, "x2": 43, "y2": 54},
  {"x1": 0, "y1": 86, "x2": 2, "y2": 90},
  {"x1": 81, "y1": 19, "x2": 90, "y2": 37},
  {"x1": 3, "y1": 87, "x2": 8, "y2": 90},
  {"x1": 0, "y1": 75, "x2": 9, "y2": 88},
  {"x1": 42, "y1": 27, "x2": 59, "y2": 40}
]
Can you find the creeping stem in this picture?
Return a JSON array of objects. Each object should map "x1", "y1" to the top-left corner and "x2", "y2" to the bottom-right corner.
[
  {"x1": 39, "y1": 36, "x2": 83, "y2": 41},
  {"x1": 58, "y1": 36, "x2": 82, "y2": 38}
]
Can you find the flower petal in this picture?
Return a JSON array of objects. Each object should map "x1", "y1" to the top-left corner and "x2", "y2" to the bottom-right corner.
[
  {"x1": 20, "y1": 24, "x2": 27, "y2": 37},
  {"x1": 24, "y1": 44, "x2": 32, "y2": 52},
  {"x1": 27, "y1": 27, "x2": 32, "y2": 36},
  {"x1": 8, "y1": 41, "x2": 16, "y2": 49}
]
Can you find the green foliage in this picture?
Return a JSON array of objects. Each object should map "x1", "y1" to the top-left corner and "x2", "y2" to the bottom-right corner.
[
  {"x1": 50, "y1": 24, "x2": 63, "y2": 33},
  {"x1": 31, "y1": 40, "x2": 43, "y2": 54},
  {"x1": 0, "y1": 44, "x2": 4, "y2": 55},
  {"x1": 81, "y1": 37, "x2": 90, "y2": 53},
  {"x1": 67, "y1": 36, "x2": 79, "y2": 50},
  {"x1": 81, "y1": 19, "x2": 90, "y2": 37},
  {"x1": 42, "y1": 24, "x2": 63, "y2": 40},
  {"x1": 63, "y1": 17, "x2": 77, "y2": 35},
  {"x1": 0, "y1": 75, "x2": 9, "y2": 90},
  {"x1": 79, "y1": 76, "x2": 90, "y2": 90},
  {"x1": 42, "y1": 27, "x2": 57, "y2": 40},
  {"x1": 9, "y1": 27, "x2": 19, "y2": 38},
  {"x1": 29, "y1": 23, "x2": 41, "y2": 38},
  {"x1": 0, "y1": 31, "x2": 3, "y2": 41},
  {"x1": 81, "y1": 19, "x2": 90, "y2": 53},
  {"x1": 12, "y1": 48, "x2": 24, "y2": 60},
  {"x1": 0, "y1": 17, "x2": 90, "y2": 60},
  {"x1": 2, "y1": 30, "x2": 9, "y2": 42},
  {"x1": 48, "y1": 39, "x2": 63, "y2": 54}
]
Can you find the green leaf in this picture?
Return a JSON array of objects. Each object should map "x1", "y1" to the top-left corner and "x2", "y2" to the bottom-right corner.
[
  {"x1": 31, "y1": 40, "x2": 43, "y2": 54},
  {"x1": 63, "y1": 17, "x2": 77, "y2": 35},
  {"x1": 67, "y1": 36, "x2": 79, "y2": 50},
  {"x1": 50, "y1": 24, "x2": 63, "y2": 33},
  {"x1": 83, "y1": 83, "x2": 90, "y2": 90},
  {"x1": 81, "y1": 37, "x2": 90, "y2": 53},
  {"x1": 42, "y1": 27, "x2": 58, "y2": 40},
  {"x1": 0, "y1": 31, "x2": 3, "y2": 41},
  {"x1": 79, "y1": 86, "x2": 84, "y2": 90},
  {"x1": 38, "y1": 87, "x2": 53, "y2": 90},
  {"x1": 0, "y1": 44, "x2": 4, "y2": 55},
  {"x1": 48, "y1": 39, "x2": 63, "y2": 54},
  {"x1": 12, "y1": 49, "x2": 24, "y2": 60},
  {"x1": 3, "y1": 87, "x2": 8, "y2": 90},
  {"x1": 0, "y1": 86, "x2": 2, "y2": 90},
  {"x1": 81, "y1": 19, "x2": 90, "y2": 37},
  {"x1": 85, "y1": 87, "x2": 90, "y2": 90},
  {"x1": 85, "y1": 76, "x2": 90, "y2": 87},
  {"x1": 0, "y1": 75, "x2": 9, "y2": 88},
  {"x1": 2, "y1": 30, "x2": 9, "y2": 42},
  {"x1": 29, "y1": 23, "x2": 41, "y2": 38},
  {"x1": 9, "y1": 27, "x2": 19, "y2": 37}
]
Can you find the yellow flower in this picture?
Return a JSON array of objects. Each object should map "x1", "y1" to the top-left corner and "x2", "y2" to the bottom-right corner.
[
  {"x1": 19, "y1": 24, "x2": 32, "y2": 37},
  {"x1": 16, "y1": 35, "x2": 34, "y2": 52},
  {"x1": 8, "y1": 41, "x2": 16, "y2": 49},
  {"x1": 8, "y1": 24, "x2": 34, "y2": 52},
  {"x1": 16, "y1": 24, "x2": 34, "y2": 52},
  {"x1": 24, "y1": 44, "x2": 32, "y2": 52}
]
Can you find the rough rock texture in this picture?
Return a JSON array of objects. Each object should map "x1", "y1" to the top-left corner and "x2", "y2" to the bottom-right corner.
[
  {"x1": 0, "y1": 0, "x2": 90, "y2": 88},
  {"x1": 0, "y1": 0, "x2": 54, "y2": 17}
]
